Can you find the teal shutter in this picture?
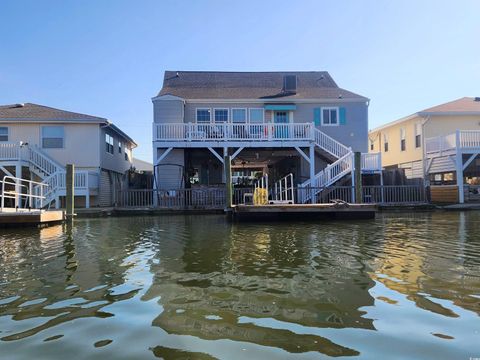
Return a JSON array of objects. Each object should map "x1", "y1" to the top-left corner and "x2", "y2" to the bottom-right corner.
[
  {"x1": 339, "y1": 107, "x2": 346, "y2": 125},
  {"x1": 314, "y1": 108, "x2": 321, "y2": 126}
]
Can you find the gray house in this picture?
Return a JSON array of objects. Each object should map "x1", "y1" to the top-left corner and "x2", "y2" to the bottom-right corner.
[{"x1": 152, "y1": 71, "x2": 379, "y2": 201}]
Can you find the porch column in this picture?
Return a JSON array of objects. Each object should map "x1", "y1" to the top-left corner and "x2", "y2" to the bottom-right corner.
[
  {"x1": 222, "y1": 147, "x2": 228, "y2": 183},
  {"x1": 309, "y1": 145, "x2": 315, "y2": 203}
]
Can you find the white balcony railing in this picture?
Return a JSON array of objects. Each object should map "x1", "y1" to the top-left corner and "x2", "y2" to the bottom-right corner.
[
  {"x1": 361, "y1": 152, "x2": 382, "y2": 171},
  {"x1": 153, "y1": 122, "x2": 314, "y2": 142},
  {"x1": 426, "y1": 130, "x2": 480, "y2": 154}
]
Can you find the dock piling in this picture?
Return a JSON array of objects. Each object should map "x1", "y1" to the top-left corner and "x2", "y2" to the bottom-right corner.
[
  {"x1": 354, "y1": 152, "x2": 362, "y2": 204},
  {"x1": 66, "y1": 164, "x2": 75, "y2": 219}
]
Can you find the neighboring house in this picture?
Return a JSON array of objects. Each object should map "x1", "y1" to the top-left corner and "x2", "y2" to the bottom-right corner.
[
  {"x1": 0, "y1": 103, "x2": 136, "y2": 208},
  {"x1": 152, "y1": 71, "x2": 381, "y2": 202},
  {"x1": 130, "y1": 157, "x2": 154, "y2": 189},
  {"x1": 369, "y1": 97, "x2": 480, "y2": 202}
]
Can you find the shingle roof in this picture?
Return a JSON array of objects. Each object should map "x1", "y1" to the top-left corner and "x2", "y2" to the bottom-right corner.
[
  {"x1": 157, "y1": 71, "x2": 368, "y2": 101},
  {"x1": 0, "y1": 103, "x2": 137, "y2": 146},
  {"x1": 0, "y1": 103, "x2": 107, "y2": 122},
  {"x1": 419, "y1": 97, "x2": 480, "y2": 113}
]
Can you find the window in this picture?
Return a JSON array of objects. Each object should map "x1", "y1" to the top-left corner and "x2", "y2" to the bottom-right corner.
[
  {"x1": 214, "y1": 108, "x2": 228, "y2": 123},
  {"x1": 383, "y1": 133, "x2": 389, "y2": 152},
  {"x1": 196, "y1": 108, "x2": 211, "y2": 123},
  {"x1": 124, "y1": 148, "x2": 130, "y2": 161},
  {"x1": 400, "y1": 128, "x2": 406, "y2": 151},
  {"x1": 105, "y1": 134, "x2": 114, "y2": 154},
  {"x1": 370, "y1": 140, "x2": 374, "y2": 151},
  {"x1": 322, "y1": 107, "x2": 338, "y2": 126},
  {"x1": 118, "y1": 141, "x2": 122, "y2": 153},
  {"x1": 249, "y1": 108, "x2": 264, "y2": 123},
  {"x1": 415, "y1": 123, "x2": 422, "y2": 148},
  {"x1": 0, "y1": 127, "x2": 8, "y2": 141},
  {"x1": 42, "y1": 126, "x2": 64, "y2": 148},
  {"x1": 232, "y1": 108, "x2": 247, "y2": 123}
]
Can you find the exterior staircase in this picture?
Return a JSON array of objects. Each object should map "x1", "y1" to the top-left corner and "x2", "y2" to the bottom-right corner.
[
  {"x1": 299, "y1": 128, "x2": 377, "y2": 203},
  {"x1": 0, "y1": 142, "x2": 95, "y2": 208}
]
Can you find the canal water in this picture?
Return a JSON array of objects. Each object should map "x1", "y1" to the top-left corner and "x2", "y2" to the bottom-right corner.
[{"x1": 0, "y1": 212, "x2": 479, "y2": 359}]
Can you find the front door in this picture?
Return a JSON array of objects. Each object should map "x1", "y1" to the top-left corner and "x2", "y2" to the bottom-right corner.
[{"x1": 274, "y1": 111, "x2": 289, "y2": 138}]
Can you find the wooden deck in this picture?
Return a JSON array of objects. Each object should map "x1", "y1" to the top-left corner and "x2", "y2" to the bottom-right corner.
[
  {"x1": 0, "y1": 209, "x2": 65, "y2": 227},
  {"x1": 232, "y1": 203, "x2": 377, "y2": 221}
]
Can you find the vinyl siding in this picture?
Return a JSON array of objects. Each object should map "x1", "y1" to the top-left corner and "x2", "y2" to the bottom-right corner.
[
  {"x1": 99, "y1": 126, "x2": 133, "y2": 174},
  {"x1": 156, "y1": 149, "x2": 184, "y2": 189},
  {"x1": 153, "y1": 99, "x2": 184, "y2": 123}
]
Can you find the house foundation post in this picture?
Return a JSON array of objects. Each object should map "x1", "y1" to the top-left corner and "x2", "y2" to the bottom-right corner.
[
  {"x1": 224, "y1": 155, "x2": 232, "y2": 210},
  {"x1": 455, "y1": 130, "x2": 464, "y2": 204}
]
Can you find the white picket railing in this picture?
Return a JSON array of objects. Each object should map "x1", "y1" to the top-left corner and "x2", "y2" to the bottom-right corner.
[
  {"x1": 313, "y1": 128, "x2": 351, "y2": 158},
  {"x1": 0, "y1": 142, "x2": 21, "y2": 160},
  {"x1": 1, "y1": 176, "x2": 48, "y2": 211},
  {"x1": 459, "y1": 130, "x2": 480, "y2": 148},
  {"x1": 272, "y1": 173, "x2": 295, "y2": 203},
  {"x1": 425, "y1": 130, "x2": 480, "y2": 154},
  {"x1": 361, "y1": 152, "x2": 382, "y2": 171},
  {"x1": 153, "y1": 122, "x2": 314, "y2": 142}
]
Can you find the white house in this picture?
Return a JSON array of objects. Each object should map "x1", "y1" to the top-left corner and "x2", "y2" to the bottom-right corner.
[{"x1": 0, "y1": 103, "x2": 136, "y2": 208}]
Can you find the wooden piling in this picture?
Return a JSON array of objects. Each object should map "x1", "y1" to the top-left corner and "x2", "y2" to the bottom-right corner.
[
  {"x1": 66, "y1": 164, "x2": 75, "y2": 218},
  {"x1": 354, "y1": 152, "x2": 362, "y2": 204}
]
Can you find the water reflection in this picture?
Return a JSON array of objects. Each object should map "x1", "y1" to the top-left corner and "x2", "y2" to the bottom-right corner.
[{"x1": 0, "y1": 213, "x2": 479, "y2": 359}]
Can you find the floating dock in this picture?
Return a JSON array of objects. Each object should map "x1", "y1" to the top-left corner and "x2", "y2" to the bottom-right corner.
[
  {"x1": 0, "y1": 209, "x2": 65, "y2": 227},
  {"x1": 232, "y1": 203, "x2": 377, "y2": 221}
]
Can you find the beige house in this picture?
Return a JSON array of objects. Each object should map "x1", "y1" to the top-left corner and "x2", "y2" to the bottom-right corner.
[
  {"x1": 0, "y1": 103, "x2": 136, "y2": 208},
  {"x1": 369, "y1": 97, "x2": 480, "y2": 202}
]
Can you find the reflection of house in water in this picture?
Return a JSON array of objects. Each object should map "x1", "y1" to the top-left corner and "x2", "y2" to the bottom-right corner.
[
  {"x1": 372, "y1": 212, "x2": 480, "y2": 317},
  {"x1": 0, "y1": 220, "x2": 143, "y2": 341},
  {"x1": 142, "y1": 217, "x2": 375, "y2": 357}
]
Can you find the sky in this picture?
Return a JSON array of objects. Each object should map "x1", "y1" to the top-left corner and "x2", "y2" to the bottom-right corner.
[{"x1": 1, "y1": 0, "x2": 479, "y2": 162}]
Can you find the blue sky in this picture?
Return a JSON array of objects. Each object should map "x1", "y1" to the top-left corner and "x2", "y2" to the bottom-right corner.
[{"x1": 1, "y1": 0, "x2": 479, "y2": 161}]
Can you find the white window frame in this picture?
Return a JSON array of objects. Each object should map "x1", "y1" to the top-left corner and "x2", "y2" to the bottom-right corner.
[
  {"x1": 105, "y1": 133, "x2": 114, "y2": 155},
  {"x1": 249, "y1": 108, "x2": 265, "y2": 123},
  {"x1": 0, "y1": 127, "x2": 8, "y2": 142},
  {"x1": 415, "y1": 123, "x2": 422, "y2": 148},
  {"x1": 231, "y1": 108, "x2": 247, "y2": 123},
  {"x1": 196, "y1": 108, "x2": 211, "y2": 123},
  {"x1": 213, "y1": 108, "x2": 229, "y2": 123},
  {"x1": 321, "y1": 107, "x2": 339, "y2": 126},
  {"x1": 400, "y1": 127, "x2": 406, "y2": 151},
  {"x1": 383, "y1": 133, "x2": 389, "y2": 152},
  {"x1": 41, "y1": 126, "x2": 65, "y2": 149}
]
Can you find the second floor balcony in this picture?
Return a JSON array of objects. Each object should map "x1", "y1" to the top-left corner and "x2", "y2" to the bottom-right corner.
[
  {"x1": 426, "y1": 130, "x2": 480, "y2": 155},
  {"x1": 153, "y1": 122, "x2": 314, "y2": 146}
]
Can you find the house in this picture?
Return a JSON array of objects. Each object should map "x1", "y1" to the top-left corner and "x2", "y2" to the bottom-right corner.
[
  {"x1": 152, "y1": 71, "x2": 381, "y2": 203},
  {"x1": 369, "y1": 97, "x2": 480, "y2": 203},
  {"x1": 0, "y1": 103, "x2": 136, "y2": 208}
]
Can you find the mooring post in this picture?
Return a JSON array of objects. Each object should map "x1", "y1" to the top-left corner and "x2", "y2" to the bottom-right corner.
[
  {"x1": 66, "y1": 164, "x2": 75, "y2": 219},
  {"x1": 224, "y1": 155, "x2": 232, "y2": 209},
  {"x1": 354, "y1": 152, "x2": 362, "y2": 204}
]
